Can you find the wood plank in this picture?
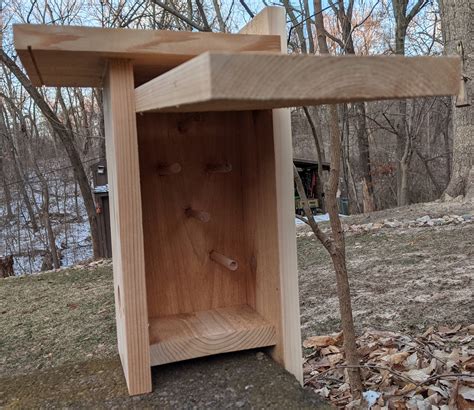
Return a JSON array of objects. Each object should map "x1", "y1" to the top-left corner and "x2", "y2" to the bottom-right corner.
[
  {"x1": 134, "y1": 52, "x2": 461, "y2": 113},
  {"x1": 239, "y1": 6, "x2": 303, "y2": 384},
  {"x1": 149, "y1": 305, "x2": 276, "y2": 366},
  {"x1": 13, "y1": 24, "x2": 280, "y2": 87},
  {"x1": 240, "y1": 110, "x2": 284, "y2": 355},
  {"x1": 103, "y1": 60, "x2": 151, "y2": 395},
  {"x1": 137, "y1": 111, "x2": 255, "y2": 318}
]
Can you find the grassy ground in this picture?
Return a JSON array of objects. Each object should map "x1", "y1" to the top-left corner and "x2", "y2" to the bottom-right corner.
[
  {"x1": 0, "y1": 261, "x2": 328, "y2": 408},
  {"x1": 1, "y1": 262, "x2": 116, "y2": 377},
  {"x1": 1, "y1": 201, "x2": 472, "y2": 407}
]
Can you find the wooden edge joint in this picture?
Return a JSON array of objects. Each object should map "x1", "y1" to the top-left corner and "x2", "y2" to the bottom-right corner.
[{"x1": 27, "y1": 46, "x2": 44, "y2": 86}]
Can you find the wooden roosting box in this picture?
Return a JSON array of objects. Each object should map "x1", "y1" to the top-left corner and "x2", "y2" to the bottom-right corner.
[{"x1": 14, "y1": 6, "x2": 460, "y2": 396}]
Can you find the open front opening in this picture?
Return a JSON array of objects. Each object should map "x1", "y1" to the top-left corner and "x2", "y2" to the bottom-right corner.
[{"x1": 137, "y1": 110, "x2": 281, "y2": 366}]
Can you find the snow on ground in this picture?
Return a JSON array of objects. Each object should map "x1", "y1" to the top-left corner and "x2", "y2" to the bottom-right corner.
[
  {"x1": 295, "y1": 213, "x2": 347, "y2": 225},
  {"x1": 0, "y1": 179, "x2": 93, "y2": 275}
]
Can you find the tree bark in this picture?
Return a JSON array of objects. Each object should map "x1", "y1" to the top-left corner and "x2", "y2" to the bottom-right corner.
[
  {"x1": 303, "y1": 106, "x2": 326, "y2": 211},
  {"x1": 325, "y1": 0, "x2": 376, "y2": 212},
  {"x1": 311, "y1": 0, "x2": 364, "y2": 398},
  {"x1": 0, "y1": 107, "x2": 39, "y2": 231},
  {"x1": 391, "y1": 0, "x2": 427, "y2": 206},
  {"x1": 211, "y1": 0, "x2": 226, "y2": 32},
  {"x1": 439, "y1": 0, "x2": 473, "y2": 198},
  {"x1": 0, "y1": 143, "x2": 14, "y2": 219}
]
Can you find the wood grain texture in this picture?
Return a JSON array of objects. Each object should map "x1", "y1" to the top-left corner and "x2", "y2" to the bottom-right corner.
[
  {"x1": 103, "y1": 60, "x2": 151, "y2": 395},
  {"x1": 13, "y1": 24, "x2": 280, "y2": 87},
  {"x1": 134, "y1": 52, "x2": 461, "y2": 113},
  {"x1": 240, "y1": 109, "x2": 283, "y2": 356},
  {"x1": 149, "y1": 305, "x2": 276, "y2": 366},
  {"x1": 138, "y1": 111, "x2": 255, "y2": 318},
  {"x1": 239, "y1": 6, "x2": 303, "y2": 384}
]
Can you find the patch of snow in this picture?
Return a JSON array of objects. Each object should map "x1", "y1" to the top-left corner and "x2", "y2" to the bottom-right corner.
[
  {"x1": 295, "y1": 213, "x2": 346, "y2": 225},
  {"x1": 93, "y1": 184, "x2": 109, "y2": 193},
  {"x1": 363, "y1": 390, "x2": 381, "y2": 407}
]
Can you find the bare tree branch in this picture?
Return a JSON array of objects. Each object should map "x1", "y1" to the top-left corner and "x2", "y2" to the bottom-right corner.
[{"x1": 148, "y1": 0, "x2": 207, "y2": 31}]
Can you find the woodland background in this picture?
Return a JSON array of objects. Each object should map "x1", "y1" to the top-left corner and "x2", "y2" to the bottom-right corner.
[{"x1": 0, "y1": 0, "x2": 472, "y2": 274}]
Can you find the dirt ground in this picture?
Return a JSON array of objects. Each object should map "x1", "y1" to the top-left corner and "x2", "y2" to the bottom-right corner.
[
  {"x1": 298, "y1": 199, "x2": 474, "y2": 341},
  {"x1": 1, "y1": 200, "x2": 472, "y2": 407}
]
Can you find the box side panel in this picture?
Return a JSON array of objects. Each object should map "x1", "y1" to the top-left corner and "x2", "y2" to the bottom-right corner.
[
  {"x1": 241, "y1": 109, "x2": 283, "y2": 349},
  {"x1": 104, "y1": 60, "x2": 151, "y2": 395},
  {"x1": 240, "y1": 6, "x2": 303, "y2": 383}
]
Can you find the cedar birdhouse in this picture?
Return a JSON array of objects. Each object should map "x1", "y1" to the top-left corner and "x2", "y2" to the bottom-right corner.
[{"x1": 14, "y1": 6, "x2": 460, "y2": 396}]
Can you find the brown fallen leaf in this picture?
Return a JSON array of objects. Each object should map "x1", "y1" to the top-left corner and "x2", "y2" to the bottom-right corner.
[
  {"x1": 403, "y1": 369, "x2": 430, "y2": 383},
  {"x1": 459, "y1": 385, "x2": 474, "y2": 402},
  {"x1": 382, "y1": 351, "x2": 410, "y2": 365},
  {"x1": 427, "y1": 384, "x2": 449, "y2": 398},
  {"x1": 303, "y1": 324, "x2": 473, "y2": 409},
  {"x1": 327, "y1": 353, "x2": 344, "y2": 365},
  {"x1": 303, "y1": 332, "x2": 343, "y2": 348},
  {"x1": 462, "y1": 357, "x2": 474, "y2": 372},
  {"x1": 457, "y1": 384, "x2": 474, "y2": 409},
  {"x1": 448, "y1": 379, "x2": 459, "y2": 409},
  {"x1": 438, "y1": 324, "x2": 462, "y2": 335},
  {"x1": 320, "y1": 345, "x2": 341, "y2": 355},
  {"x1": 422, "y1": 326, "x2": 435, "y2": 338}
]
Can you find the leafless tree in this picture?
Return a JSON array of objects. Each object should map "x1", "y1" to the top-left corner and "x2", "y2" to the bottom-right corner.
[{"x1": 439, "y1": 0, "x2": 473, "y2": 199}]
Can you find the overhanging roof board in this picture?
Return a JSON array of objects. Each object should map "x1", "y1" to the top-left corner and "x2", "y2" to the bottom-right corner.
[
  {"x1": 134, "y1": 52, "x2": 461, "y2": 113},
  {"x1": 13, "y1": 25, "x2": 281, "y2": 87}
]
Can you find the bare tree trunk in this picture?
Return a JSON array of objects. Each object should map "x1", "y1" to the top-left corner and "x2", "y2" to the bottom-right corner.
[
  {"x1": 442, "y1": 130, "x2": 452, "y2": 183},
  {"x1": 282, "y1": 0, "x2": 307, "y2": 53},
  {"x1": 39, "y1": 179, "x2": 61, "y2": 269},
  {"x1": 211, "y1": 0, "x2": 226, "y2": 32},
  {"x1": 391, "y1": 0, "x2": 427, "y2": 206},
  {"x1": 0, "y1": 146, "x2": 14, "y2": 219},
  {"x1": 355, "y1": 103, "x2": 375, "y2": 212},
  {"x1": 0, "y1": 108, "x2": 39, "y2": 231},
  {"x1": 326, "y1": 106, "x2": 363, "y2": 396},
  {"x1": 415, "y1": 149, "x2": 443, "y2": 196},
  {"x1": 1, "y1": 49, "x2": 101, "y2": 259},
  {"x1": 303, "y1": 106, "x2": 326, "y2": 211},
  {"x1": 303, "y1": 0, "x2": 315, "y2": 54},
  {"x1": 310, "y1": 0, "x2": 363, "y2": 398},
  {"x1": 26, "y1": 134, "x2": 61, "y2": 269},
  {"x1": 439, "y1": 0, "x2": 473, "y2": 199},
  {"x1": 323, "y1": 0, "x2": 376, "y2": 212}
]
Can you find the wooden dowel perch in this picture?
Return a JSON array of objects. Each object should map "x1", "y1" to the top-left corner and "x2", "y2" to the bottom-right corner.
[
  {"x1": 206, "y1": 162, "x2": 232, "y2": 174},
  {"x1": 185, "y1": 207, "x2": 211, "y2": 223},
  {"x1": 210, "y1": 251, "x2": 238, "y2": 271},
  {"x1": 158, "y1": 163, "x2": 181, "y2": 176}
]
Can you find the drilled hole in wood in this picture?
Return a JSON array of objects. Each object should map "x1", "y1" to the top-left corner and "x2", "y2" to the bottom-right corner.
[
  {"x1": 157, "y1": 162, "x2": 181, "y2": 176},
  {"x1": 185, "y1": 207, "x2": 210, "y2": 222},
  {"x1": 205, "y1": 162, "x2": 232, "y2": 174}
]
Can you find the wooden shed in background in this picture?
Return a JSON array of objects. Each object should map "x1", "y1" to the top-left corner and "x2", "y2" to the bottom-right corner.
[
  {"x1": 91, "y1": 159, "x2": 112, "y2": 259},
  {"x1": 14, "y1": 6, "x2": 460, "y2": 396}
]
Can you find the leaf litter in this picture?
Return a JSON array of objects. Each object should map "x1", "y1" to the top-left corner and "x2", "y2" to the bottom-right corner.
[{"x1": 304, "y1": 324, "x2": 474, "y2": 409}]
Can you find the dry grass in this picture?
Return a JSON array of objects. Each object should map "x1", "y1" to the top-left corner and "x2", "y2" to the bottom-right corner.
[{"x1": 0, "y1": 261, "x2": 116, "y2": 377}]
